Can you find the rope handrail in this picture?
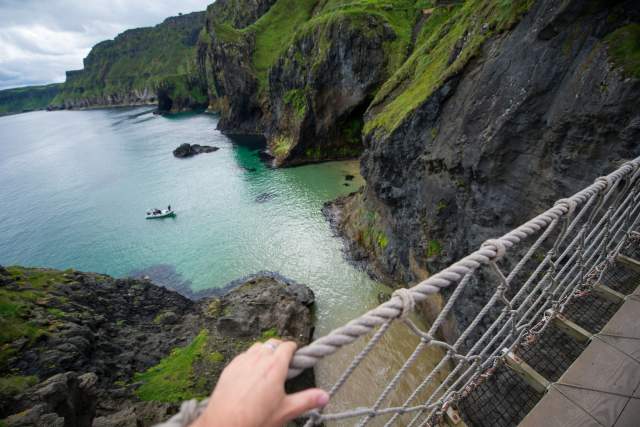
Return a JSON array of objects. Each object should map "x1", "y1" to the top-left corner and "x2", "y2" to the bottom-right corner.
[
  {"x1": 157, "y1": 156, "x2": 640, "y2": 427},
  {"x1": 288, "y1": 157, "x2": 640, "y2": 377}
]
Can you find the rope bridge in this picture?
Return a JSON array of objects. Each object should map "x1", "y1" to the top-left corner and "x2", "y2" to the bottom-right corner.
[
  {"x1": 286, "y1": 156, "x2": 640, "y2": 426},
  {"x1": 158, "y1": 157, "x2": 640, "y2": 427}
]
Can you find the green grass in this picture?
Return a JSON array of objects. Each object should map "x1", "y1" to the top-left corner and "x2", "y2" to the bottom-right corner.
[
  {"x1": 605, "y1": 24, "x2": 640, "y2": 79},
  {"x1": 0, "y1": 83, "x2": 62, "y2": 115},
  {"x1": 134, "y1": 330, "x2": 209, "y2": 402},
  {"x1": 0, "y1": 375, "x2": 38, "y2": 398},
  {"x1": 248, "y1": 0, "x2": 317, "y2": 90},
  {"x1": 365, "y1": 0, "x2": 534, "y2": 137}
]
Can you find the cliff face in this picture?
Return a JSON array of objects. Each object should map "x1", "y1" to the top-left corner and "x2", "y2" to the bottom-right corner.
[
  {"x1": 198, "y1": 0, "x2": 418, "y2": 165},
  {"x1": 0, "y1": 267, "x2": 314, "y2": 426},
  {"x1": 330, "y1": 0, "x2": 640, "y2": 327},
  {"x1": 51, "y1": 12, "x2": 208, "y2": 112},
  {"x1": 0, "y1": 84, "x2": 62, "y2": 116}
]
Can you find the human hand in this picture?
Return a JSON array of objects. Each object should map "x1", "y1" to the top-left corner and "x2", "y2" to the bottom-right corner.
[{"x1": 191, "y1": 339, "x2": 329, "y2": 427}]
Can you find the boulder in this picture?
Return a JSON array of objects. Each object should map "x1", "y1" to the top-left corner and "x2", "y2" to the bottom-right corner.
[{"x1": 172, "y1": 143, "x2": 219, "y2": 158}]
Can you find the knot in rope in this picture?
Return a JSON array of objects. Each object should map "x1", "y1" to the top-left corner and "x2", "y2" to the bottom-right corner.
[
  {"x1": 481, "y1": 239, "x2": 506, "y2": 261},
  {"x1": 554, "y1": 198, "x2": 577, "y2": 217},
  {"x1": 392, "y1": 288, "x2": 415, "y2": 319}
]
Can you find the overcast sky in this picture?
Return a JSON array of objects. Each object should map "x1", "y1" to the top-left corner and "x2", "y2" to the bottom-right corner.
[{"x1": 0, "y1": 0, "x2": 212, "y2": 90}]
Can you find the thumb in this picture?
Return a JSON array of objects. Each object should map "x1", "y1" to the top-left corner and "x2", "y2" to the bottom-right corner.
[{"x1": 277, "y1": 388, "x2": 330, "y2": 423}]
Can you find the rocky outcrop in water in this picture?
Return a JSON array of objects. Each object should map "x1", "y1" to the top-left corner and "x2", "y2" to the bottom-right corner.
[
  {"x1": 0, "y1": 266, "x2": 315, "y2": 426},
  {"x1": 173, "y1": 143, "x2": 219, "y2": 158},
  {"x1": 331, "y1": 0, "x2": 640, "y2": 331}
]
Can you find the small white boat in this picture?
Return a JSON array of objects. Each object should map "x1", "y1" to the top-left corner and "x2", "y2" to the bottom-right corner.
[{"x1": 146, "y1": 208, "x2": 175, "y2": 219}]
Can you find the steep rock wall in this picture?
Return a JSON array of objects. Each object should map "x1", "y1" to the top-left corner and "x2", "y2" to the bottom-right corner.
[
  {"x1": 332, "y1": 0, "x2": 640, "y2": 328},
  {"x1": 198, "y1": 0, "x2": 419, "y2": 165}
]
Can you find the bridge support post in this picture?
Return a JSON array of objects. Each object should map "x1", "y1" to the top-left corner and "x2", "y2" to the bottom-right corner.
[
  {"x1": 552, "y1": 313, "x2": 593, "y2": 341},
  {"x1": 616, "y1": 254, "x2": 640, "y2": 273},
  {"x1": 443, "y1": 406, "x2": 467, "y2": 427},
  {"x1": 593, "y1": 283, "x2": 626, "y2": 304},
  {"x1": 502, "y1": 349, "x2": 550, "y2": 393}
]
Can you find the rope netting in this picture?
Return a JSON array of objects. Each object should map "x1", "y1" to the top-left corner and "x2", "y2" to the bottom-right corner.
[{"x1": 286, "y1": 157, "x2": 640, "y2": 426}]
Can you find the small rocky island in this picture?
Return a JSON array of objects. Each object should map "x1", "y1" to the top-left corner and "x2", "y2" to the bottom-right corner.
[
  {"x1": 0, "y1": 266, "x2": 315, "y2": 426},
  {"x1": 172, "y1": 143, "x2": 219, "y2": 158}
]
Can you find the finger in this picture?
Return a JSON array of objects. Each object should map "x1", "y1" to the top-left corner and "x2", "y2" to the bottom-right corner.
[
  {"x1": 271, "y1": 341, "x2": 297, "y2": 379},
  {"x1": 277, "y1": 389, "x2": 330, "y2": 423},
  {"x1": 246, "y1": 342, "x2": 263, "y2": 355}
]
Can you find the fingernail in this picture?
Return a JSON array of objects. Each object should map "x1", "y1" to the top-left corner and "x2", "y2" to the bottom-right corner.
[{"x1": 317, "y1": 392, "x2": 330, "y2": 407}]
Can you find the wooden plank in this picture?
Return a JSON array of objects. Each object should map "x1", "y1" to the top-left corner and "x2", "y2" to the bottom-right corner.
[
  {"x1": 554, "y1": 384, "x2": 629, "y2": 427},
  {"x1": 559, "y1": 338, "x2": 640, "y2": 396},
  {"x1": 502, "y1": 349, "x2": 550, "y2": 393},
  {"x1": 593, "y1": 283, "x2": 626, "y2": 303},
  {"x1": 444, "y1": 406, "x2": 467, "y2": 427},
  {"x1": 553, "y1": 313, "x2": 593, "y2": 342},
  {"x1": 518, "y1": 387, "x2": 598, "y2": 427},
  {"x1": 617, "y1": 254, "x2": 640, "y2": 273}
]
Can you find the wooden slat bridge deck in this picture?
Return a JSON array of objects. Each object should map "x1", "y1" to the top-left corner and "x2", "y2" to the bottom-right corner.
[
  {"x1": 456, "y1": 235, "x2": 640, "y2": 427},
  {"x1": 517, "y1": 254, "x2": 640, "y2": 427},
  {"x1": 519, "y1": 287, "x2": 640, "y2": 427}
]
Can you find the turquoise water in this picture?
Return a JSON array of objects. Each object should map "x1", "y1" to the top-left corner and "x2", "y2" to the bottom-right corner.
[{"x1": 0, "y1": 107, "x2": 385, "y2": 334}]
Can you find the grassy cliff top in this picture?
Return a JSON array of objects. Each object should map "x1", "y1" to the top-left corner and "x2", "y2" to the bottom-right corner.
[
  {"x1": 52, "y1": 11, "x2": 206, "y2": 105},
  {"x1": 0, "y1": 83, "x2": 62, "y2": 115}
]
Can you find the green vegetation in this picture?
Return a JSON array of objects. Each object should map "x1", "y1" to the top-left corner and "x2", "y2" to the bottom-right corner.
[
  {"x1": 426, "y1": 239, "x2": 442, "y2": 257},
  {"x1": 272, "y1": 135, "x2": 294, "y2": 158},
  {"x1": 134, "y1": 330, "x2": 209, "y2": 402},
  {"x1": 365, "y1": 0, "x2": 534, "y2": 137},
  {"x1": 283, "y1": 89, "x2": 307, "y2": 119},
  {"x1": 52, "y1": 12, "x2": 205, "y2": 106},
  {"x1": 605, "y1": 24, "x2": 640, "y2": 79},
  {"x1": 317, "y1": 0, "x2": 418, "y2": 73},
  {"x1": 0, "y1": 84, "x2": 62, "y2": 115},
  {"x1": 260, "y1": 327, "x2": 280, "y2": 341},
  {"x1": 250, "y1": 0, "x2": 317, "y2": 88},
  {"x1": 0, "y1": 375, "x2": 38, "y2": 399},
  {"x1": 208, "y1": 351, "x2": 225, "y2": 363},
  {"x1": 0, "y1": 267, "x2": 73, "y2": 367}
]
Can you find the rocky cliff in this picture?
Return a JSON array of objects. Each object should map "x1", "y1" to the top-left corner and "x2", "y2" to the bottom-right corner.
[
  {"x1": 329, "y1": 0, "x2": 640, "y2": 330},
  {"x1": 198, "y1": 0, "x2": 420, "y2": 165},
  {"x1": 0, "y1": 266, "x2": 315, "y2": 426},
  {"x1": 0, "y1": 84, "x2": 62, "y2": 116},
  {"x1": 51, "y1": 12, "x2": 208, "y2": 112}
]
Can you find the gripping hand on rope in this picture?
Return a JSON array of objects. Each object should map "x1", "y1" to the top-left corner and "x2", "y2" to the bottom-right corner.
[{"x1": 190, "y1": 339, "x2": 329, "y2": 427}]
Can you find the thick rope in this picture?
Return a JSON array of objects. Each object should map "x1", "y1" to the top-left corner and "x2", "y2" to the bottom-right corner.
[
  {"x1": 157, "y1": 157, "x2": 640, "y2": 427},
  {"x1": 287, "y1": 157, "x2": 640, "y2": 377}
]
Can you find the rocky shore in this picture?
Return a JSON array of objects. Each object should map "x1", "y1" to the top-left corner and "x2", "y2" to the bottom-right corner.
[{"x1": 0, "y1": 266, "x2": 315, "y2": 426}]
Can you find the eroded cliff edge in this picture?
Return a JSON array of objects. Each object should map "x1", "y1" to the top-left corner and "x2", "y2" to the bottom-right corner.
[{"x1": 0, "y1": 266, "x2": 314, "y2": 426}]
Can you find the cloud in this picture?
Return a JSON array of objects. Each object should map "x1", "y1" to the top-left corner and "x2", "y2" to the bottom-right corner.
[{"x1": 0, "y1": 0, "x2": 212, "y2": 90}]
